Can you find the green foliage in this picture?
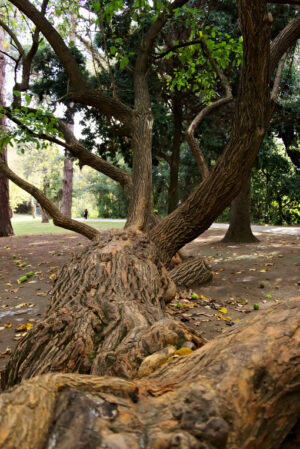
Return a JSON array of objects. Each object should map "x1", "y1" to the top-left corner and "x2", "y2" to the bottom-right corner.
[{"x1": 251, "y1": 137, "x2": 300, "y2": 225}]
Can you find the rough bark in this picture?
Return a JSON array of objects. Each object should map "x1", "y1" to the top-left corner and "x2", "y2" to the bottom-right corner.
[
  {"x1": 169, "y1": 257, "x2": 213, "y2": 287},
  {"x1": 0, "y1": 297, "x2": 299, "y2": 449},
  {"x1": 2, "y1": 230, "x2": 203, "y2": 388},
  {"x1": 0, "y1": 31, "x2": 14, "y2": 238},
  {"x1": 60, "y1": 156, "x2": 73, "y2": 218},
  {"x1": 222, "y1": 176, "x2": 259, "y2": 243}
]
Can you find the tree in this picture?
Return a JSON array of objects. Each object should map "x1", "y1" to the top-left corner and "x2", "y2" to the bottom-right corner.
[
  {"x1": 0, "y1": 27, "x2": 13, "y2": 237},
  {"x1": 0, "y1": 1, "x2": 299, "y2": 446}
]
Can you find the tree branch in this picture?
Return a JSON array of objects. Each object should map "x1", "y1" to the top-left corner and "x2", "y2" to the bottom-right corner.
[
  {"x1": 135, "y1": 0, "x2": 189, "y2": 75},
  {"x1": 186, "y1": 38, "x2": 233, "y2": 180},
  {"x1": 271, "y1": 52, "x2": 287, "y2": 101},
  {"x1": 58, "y1": 120, "x2": 134, "y2": 199},
  {"x1": 0, "y1": 158, "x2": 100, "y2": 240},
  {"x1": 0, "y1": 18, "x2": 25, "y2": 57},
  {"x1": 8, "y1": 0, "x2": 134, "y2": 125},
  {"x1": 5, "y1": 108, "x2": 134, "y2": 199},
  {"x1": 270, "y1": 14, "x2": 300, "y2": 75}
]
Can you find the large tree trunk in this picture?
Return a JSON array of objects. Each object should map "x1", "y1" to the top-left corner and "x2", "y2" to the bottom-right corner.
[
  {"x1": 0, "y1": 31, "x2": 14, "y2": 238},
  {"x1": 222, "y1": 175, "x2": 259, "y2": 243},
  {"x1": 1, "y1": 297, "x2": 299, "y2": 449},
  {"x1": 2, "y1": 230, "x2": 203, "y2": 388},
  {"x1": 60, "y1": 156, "x2": 73, "y2": 218}
]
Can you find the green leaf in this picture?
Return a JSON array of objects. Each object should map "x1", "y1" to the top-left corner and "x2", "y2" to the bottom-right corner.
[{"x1": 120, "y1": 55, "x2": 129, "y2": 69}]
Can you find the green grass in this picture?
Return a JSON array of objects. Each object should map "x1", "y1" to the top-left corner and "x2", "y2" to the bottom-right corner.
[{"x1": 12, "y1": 218, "x2": 125, "y2": 236}]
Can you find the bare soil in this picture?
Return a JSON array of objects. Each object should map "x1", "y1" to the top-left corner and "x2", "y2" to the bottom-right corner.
[{"x1": 0, "y1": 229, "x2": 299, "y2": 371}]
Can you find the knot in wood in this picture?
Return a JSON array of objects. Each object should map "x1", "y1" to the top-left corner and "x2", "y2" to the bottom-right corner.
[{"x1": 263, "y1": 12, "x2": 273, "y2": 24}]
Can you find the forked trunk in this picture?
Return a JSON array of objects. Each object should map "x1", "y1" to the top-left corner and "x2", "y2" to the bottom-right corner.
[
  {"x1": 222, "y1": 176, "x2": 259, "y2": 243},
  {"x1": 1, "y1": 298, "x2": 299, "y2": 449}
]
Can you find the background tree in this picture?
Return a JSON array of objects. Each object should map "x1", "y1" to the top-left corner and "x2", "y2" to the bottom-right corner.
[{"x1": 0, "y1": 27, "x2": 13, "y2": 237}]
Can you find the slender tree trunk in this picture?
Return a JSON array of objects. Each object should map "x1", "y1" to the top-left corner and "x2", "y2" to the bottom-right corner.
[
  {"x1": 222, "y1": 176, "x2": 259, "y2": 243},
  {"x1": 168, "y1": 96, "x2": 182, "y2": 213},
  {"x1": 125, "y1": 74, "x2": 153, "y2": 231},
  {"x1": 30, "y1": 196, "x2": 36, "y2": 219},
  {"x1": 0, "y1": 30, "x2": 14, "y2": 237},
  {"x1": 60, "y1": 156, "x2": 73, "y2": 218},
  {"x1": 41, "y1": 207, "x2": 50, "y2": 223}
]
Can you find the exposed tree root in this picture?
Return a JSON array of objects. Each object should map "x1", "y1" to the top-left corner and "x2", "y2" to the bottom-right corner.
[{"x1": 0, "y1": 298, "x2": 299, "y2": 449}]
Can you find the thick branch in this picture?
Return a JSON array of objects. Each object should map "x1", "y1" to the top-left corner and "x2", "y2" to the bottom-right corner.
[
  {"x1": 58, "y1": 120, "x2": 134, "y2": 198},
  {"x1": 8, "y1": 0, "x2": 133, "y2": 124},
  {"x1": 0, "y1": 158, "x2": 99, "y2": 240},
  {"x1": 270, "y1": 14, "x2": 300, "y2": 75}
]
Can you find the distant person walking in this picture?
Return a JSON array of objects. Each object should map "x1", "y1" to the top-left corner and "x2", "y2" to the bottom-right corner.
[{"x1": 83, "y1": 209, "x2": 88, "y2": 220}]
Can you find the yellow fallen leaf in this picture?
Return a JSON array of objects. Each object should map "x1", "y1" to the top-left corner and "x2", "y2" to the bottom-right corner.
[
  {"x1": 174, "y1": 347, "x2": 193, "y2": 356},
  {"x1": 49, "y1": 273, "x2": 56, "y2": 279},
  {"x1": 15, "y1": 302, "x2": 34, "y2": 309},
  {"x1": 182, "y1": 303, "x2": 195, "y2": 308},
  {"x1": 219, "y1": 268, "x2": 224, "y2": 272},
  {"x1": 199, "y1": 295, "x2": 207, "y2": 300},
  {"x1": 16, "y1": 323, "x2": 33, "y2": 332},
  {"x1": 218, "y1": 307, "x2": 228, "y2": 314},
  {"x1": 6, "y1": 283, "x2": 12, "y2": 287},
  {"x1": 4, "y1": 322, "x2": 12, "y2": 328},
  {"x1": 235, "y1": 318, "x2": 240, "y2": 322},
  {"x1": 260, "y1": 269, "x2": 268, "y2": 272}
]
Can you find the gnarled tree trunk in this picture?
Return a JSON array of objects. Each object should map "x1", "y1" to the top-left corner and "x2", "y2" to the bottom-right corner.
[
  {"x1": 2, "y1": 230, "x2": 204, "y2": 388},
  {"x1": 0, "y1": 298, "x2": 299, "y2": 449}
]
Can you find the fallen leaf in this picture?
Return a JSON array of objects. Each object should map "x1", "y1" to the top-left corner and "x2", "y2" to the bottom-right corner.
[
  {"x1": 15, "y1": 302, "x2": 34, "y2": 309},
  {"x1": 16, "y1": 323, "x2": 33, "y2": 332},
  {"x1": 4, "y1": 322, "x2": 12, "y2": 328},
  {"x1": 218, "y1": 307, "x2": 228, "y2": 314}
]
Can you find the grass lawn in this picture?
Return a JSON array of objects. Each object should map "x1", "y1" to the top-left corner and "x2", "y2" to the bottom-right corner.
[{"x1": 11, "y1": 217, "x2": 125, "y2": 235}]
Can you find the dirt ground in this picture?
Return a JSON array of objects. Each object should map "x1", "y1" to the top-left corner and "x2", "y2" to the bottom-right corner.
[{"x1": 0, "y1": 228, "x2": 299, "y2": 372}]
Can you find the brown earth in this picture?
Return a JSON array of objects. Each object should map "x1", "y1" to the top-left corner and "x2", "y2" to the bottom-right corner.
[{"x1": 0, "y1": 228, "x2": 299, "y2": 373}]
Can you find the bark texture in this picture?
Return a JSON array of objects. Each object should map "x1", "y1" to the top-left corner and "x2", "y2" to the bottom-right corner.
[
  {"x1": 169, "y1": 257, "x2": 213, "y2": 287},
  {"x1": 0, "y1": 298, "x2": 299, "y2": 449},
  {"x1": 2, "y1": 230, "x2": 203, "y2": 388},
  {"x1": 222, "y1": 176, "x2": 259, "y2": 243}
]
